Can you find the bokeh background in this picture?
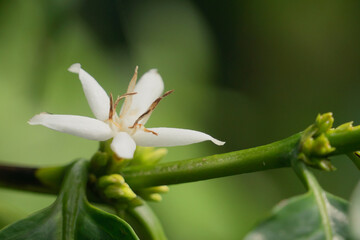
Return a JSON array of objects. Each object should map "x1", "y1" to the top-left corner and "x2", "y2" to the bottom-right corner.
[{"x1": 0, "y1": 0, "x2": 360, "y2": 239}]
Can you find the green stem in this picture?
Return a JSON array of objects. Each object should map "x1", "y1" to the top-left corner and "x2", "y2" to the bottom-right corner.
[
  {"x1": 122, "y1": 133, "x2": 300, "y2": 189},
  {"x1": 291, "y1": 158, "x2": 332, "y2": 240},
  {"x1": 327, "y1": 125, "x2": 360, "y2": 154},
  {"x1": 122, "y1": 127, "x2": 360, "y2": 189}
]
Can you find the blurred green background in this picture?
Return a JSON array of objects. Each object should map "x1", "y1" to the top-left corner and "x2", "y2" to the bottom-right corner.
[{"x1": 0, "y1": 0, "x2": 360, "y2": 239}]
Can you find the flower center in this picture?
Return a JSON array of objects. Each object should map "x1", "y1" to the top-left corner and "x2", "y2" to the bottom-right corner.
[{"x1": 106, "y1": 89, "x2": 174, "y2": 137}]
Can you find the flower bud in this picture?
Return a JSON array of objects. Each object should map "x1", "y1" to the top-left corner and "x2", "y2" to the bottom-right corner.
[
  {"x1": 315, "y1": 113, "x2": 334, "y2": 134},
  {"x1": 298, "y1": 153, "x2": 312, "y2": 165},
  {"x1": 334, "y1": 122, "x2": 353, "y2": 132},
  {"x1": 104, "y1": 183, "x2": 136, "y2": 200},
  {"x1": 132, "y1": 147, "x2": 168, "y2": 166},
  {"x1": 128, "y1": 197, "x2": 144, "y2": 208},
  {"x1": 318, "y1": 159, "x2": 336, "y2": 171},
  {"x1": 302, "y1": 137, "x2": 314, "y2": 155},
  {"x1": 138, "y1": 186, "x2": 169, "y2": 195},
  {"x1": 90, "y1": 151, "x2": 110, "y2": 171},
  {"x1": 97, "y1": 174, "x2": 125, "y2": 188},
  {"x1": 141, "y1": 193, "x2": 162, "y2": 202},
  {"x1": 144, "y1": 148, "x2": 168, "y2": 165},
  {"x1": 311, "y1": 134, "x2": 335, "y2": 156}
]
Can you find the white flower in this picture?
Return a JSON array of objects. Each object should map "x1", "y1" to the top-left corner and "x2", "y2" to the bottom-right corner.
[{"x1": 29, "y1": 63, "x2": 225, "y2": 159}]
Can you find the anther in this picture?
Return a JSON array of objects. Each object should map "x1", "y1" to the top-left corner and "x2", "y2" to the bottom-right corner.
[{"x1": 109, "y1": 93, "x2": 114, "y2": 119}]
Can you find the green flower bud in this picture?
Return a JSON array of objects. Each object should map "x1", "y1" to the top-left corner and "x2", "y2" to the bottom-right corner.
[
  {"x1": 107, "y1": 157, "x2": 131, "y2": 173},
  {"x1": 143, "y1": 148, "x2": 168, "y2": 165},
  {"x1": 315, "y1": 113, "x2": 334, "y2": 134},
  {"x1": 141, "y1": 193, "x2": 162, "y2": 202},
  {"x1": 137, "y1": 186, "x2": 169, "y2": 195},
  {"x1": 302, "y1": 137, "x2": 314, "y2": 155},
  {"x1": 104, "y1": 183, "x2": 136, "y2": 200},
  {"x1": 335, "y1": 121, "x2": 353, "y2": 132},
  {"x1": 97, "y1": 174, "x2": 125, "y2": 188},
  {"x1": 99, "y1": 139, "x2": 113, "y2": 153},
  {"x1": 312, "y1": 134, "x2": 335, "y2": 155},
  {"x1": 119, "y1": 183, "x2": 137, "y2": 200},
  {"x1": 150, "y1": 185, "x2": 169, "y2": 193},
  {"x1": 128, "y1": 197, "x2": 144, "y2": 208},
  {"x1": 298, "y1": 153, "x2": 312, "y2": 165},
  {"x1": 90, "y1": 151, "x2": 110, "y2": 171},
  {"x1": 318, "y1": 159, "x2": 336, "y2": 171},
  {"x1": 132, "y1": 147, "x2": 168, "y2": 166}
]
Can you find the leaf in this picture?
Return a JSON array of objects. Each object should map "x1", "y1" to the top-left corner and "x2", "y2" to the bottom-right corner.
[
  {"x1": 350, "y1": 180, "x2": 360, "y2": 239},
  {"x1": 245, "y1": 159, "x2": 350, "y2": 240},
  {"x1": 0, "y1": 159, "x2": 139, "y2": 240},
  {"x1": 244, "y1": 191, "x2": 349, "y2": 240},
  {"x1": 125, "y1": 200, "x2": 167, "y2": 240}
]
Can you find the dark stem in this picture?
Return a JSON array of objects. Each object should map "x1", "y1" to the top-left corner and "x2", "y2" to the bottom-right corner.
[{"x1": 0, "y1": 163, "x2": 56, "y2": 194}]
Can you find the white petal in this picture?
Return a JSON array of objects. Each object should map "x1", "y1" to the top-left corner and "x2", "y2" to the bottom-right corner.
[
  {"x1": 132, "y1": 127, "x2": 225, "y2": 147},
  {"x1": 68, "y1": 63, "x2": 110, "y2": 121},
  {"x1": 110, "y1": 132, "x2": 136, "y2": 159},
  {"x1": 28, "y1": 113, "x2": 113, "y2": 141},
  {"x1": 122, "y1": 69, "x2": 164, "y2": 122}
]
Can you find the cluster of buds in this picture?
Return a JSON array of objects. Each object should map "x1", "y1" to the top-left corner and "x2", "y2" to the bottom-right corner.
[
  {"x1": 130, "y1": 147, "x2": 169, "y2": 202},
  {"x1": 298, "y1": 113, "x2": 336, "y2": 171},
  {"x1": 89, "y1": 145, "x2": 170, "y2": 209}
]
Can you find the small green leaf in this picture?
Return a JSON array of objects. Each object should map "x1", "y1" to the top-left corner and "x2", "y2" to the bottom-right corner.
[
  {"x1": 244, "y1": 191, "x2": 349, "y2": 240},
  {"x1": 0, "y1": 159, "x2": 139, "y2": 240}
]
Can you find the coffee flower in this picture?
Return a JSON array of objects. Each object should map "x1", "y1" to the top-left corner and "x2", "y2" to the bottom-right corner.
[{"x1": 29, "y1": 64, "x2": 225, "y2": 159}]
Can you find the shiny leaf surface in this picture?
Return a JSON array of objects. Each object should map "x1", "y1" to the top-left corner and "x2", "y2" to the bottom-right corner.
[
  {"x1": 245, "y1": 191, "x2": 349, "y2": 240},
  {"x1": 246, "y1": 158, "x2": 350, "y2": 240}
]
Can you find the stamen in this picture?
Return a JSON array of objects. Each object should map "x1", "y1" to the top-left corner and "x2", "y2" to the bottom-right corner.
[
  {"x1": 109, "y1": 92, "x2": 137, "y2": 120},
  {"x1": 108, "y1": 93, "x2": 114, "y2": 119},
  {"x1": 121, "y1": 66, "x2": 139, "y2": 117},
  {"x1": 144, "y1": 127, "x2": 159, "y2": 136},
  {"x1": 131, "y1": 124, "x2": 158, "y2": 136},
  {"x1": 130, "y1": 90, "x2": 174, "y2": 129},
  {"x1": 114, "y1": 92, "x2": 137, "y2": 109},
  {"x1": 127, "y1": 66, "x2": 138, "y2": 93}
]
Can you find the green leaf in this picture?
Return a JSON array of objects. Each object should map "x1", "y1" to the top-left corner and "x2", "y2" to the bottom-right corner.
[
  {"x1": 0, "y1": 159, "x2": 139, "y2": 240},
  {"x1": 245, "y1": 159, "x2": 349, "y2": 240},
  {"x1": 244, "y1": 191, "x2": 349, "y2": 240},
  {"x1": 124, "y1": 200, "x2": 167, "y2": 240}
]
